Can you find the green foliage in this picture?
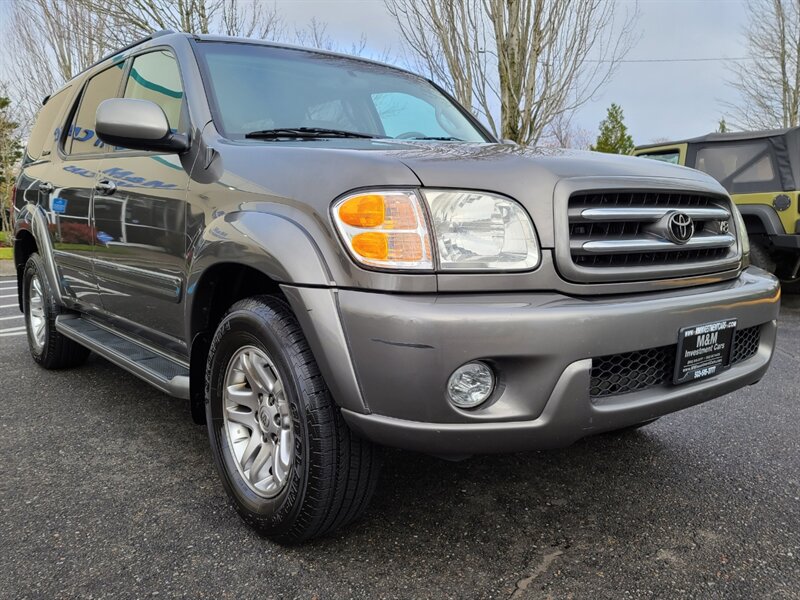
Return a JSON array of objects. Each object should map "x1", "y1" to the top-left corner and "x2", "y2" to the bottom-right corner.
[
  {"x1": 0, "y1": 95, "x2": 22, "y2": 236},
  {"x1": 717, "y1": 118, "x2": 729, "y2": 133},
  {"x1": 591, "y1": 103, "x2": 635, "y2": 155}
]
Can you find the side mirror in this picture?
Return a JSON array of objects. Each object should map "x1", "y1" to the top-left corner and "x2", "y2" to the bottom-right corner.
[{"x1": 95, "y1": 98, "x2": 189, "y2": 153}]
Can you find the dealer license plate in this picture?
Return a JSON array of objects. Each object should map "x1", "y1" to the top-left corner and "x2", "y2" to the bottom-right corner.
[{"x1": 674, "y1": 319, "x2": 737, "y2": 385}]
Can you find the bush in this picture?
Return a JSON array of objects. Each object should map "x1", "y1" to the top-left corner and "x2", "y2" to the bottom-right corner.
[{"x1": 52, "y1": 222, "x2": 97, "y2": 245}]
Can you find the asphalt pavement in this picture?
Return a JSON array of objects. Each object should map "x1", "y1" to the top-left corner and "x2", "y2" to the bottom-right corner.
[{"x1": 0, "y1": 272, "x2": 798, "y2": 599}]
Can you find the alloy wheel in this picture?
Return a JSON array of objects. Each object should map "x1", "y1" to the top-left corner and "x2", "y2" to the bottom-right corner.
[{"x1": 222, "y1": 346, "x2": 294, "y2": 498}]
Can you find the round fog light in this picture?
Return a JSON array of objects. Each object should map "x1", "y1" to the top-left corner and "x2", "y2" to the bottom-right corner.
[{"x1": 447, "y1": 362, "x2": 495, "y2": 409}]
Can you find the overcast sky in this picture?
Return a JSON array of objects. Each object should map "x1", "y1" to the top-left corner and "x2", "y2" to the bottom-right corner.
[
  {"x1": 1, "y1": 0, "x2": 751, "y2": 145},
  {"x1": 273, "y1": 0, "x2": 751, "y2": 145}
]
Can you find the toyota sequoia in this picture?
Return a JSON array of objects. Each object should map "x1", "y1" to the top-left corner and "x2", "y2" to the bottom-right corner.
[{"x1": 12, "y1": 31, "x2": 781, "y2": 542}]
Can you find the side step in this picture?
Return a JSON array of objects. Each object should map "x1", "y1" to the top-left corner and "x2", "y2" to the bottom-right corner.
[{"x1": 55, "y1": 315, "x2": 190, "y2": 399}]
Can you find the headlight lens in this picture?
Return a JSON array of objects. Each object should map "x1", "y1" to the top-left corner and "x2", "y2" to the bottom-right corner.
[
  {"x1": 730, "y1": 203, "x2": 750, "y2": 263},
  {"x1": 332, "y1": 189, "x2": 539, "y2": 272},
  {"x1": 424, "y1": 189, "x2": 539, "y2": 271}
]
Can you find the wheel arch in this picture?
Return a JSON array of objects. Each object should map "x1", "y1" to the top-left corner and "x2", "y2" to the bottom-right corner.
[
  {"x1": 739, "y1": 204, "x2": 787, "y2": 237},
  {"x1": 184, "y1": 211, "x2": 338, "y2": 423},
  {"x1": 13, "y1": 228, "x2": 38, "y2": 311}
]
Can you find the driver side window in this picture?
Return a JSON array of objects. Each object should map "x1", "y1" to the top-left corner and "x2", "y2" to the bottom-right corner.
[{"x1": 124, "y1": 50, "x2": 184, "y2": 130}]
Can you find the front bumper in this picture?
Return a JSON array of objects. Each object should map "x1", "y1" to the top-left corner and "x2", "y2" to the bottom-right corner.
[{"x1": 285, "y1": 267, "x2": 780, "y2": 455}]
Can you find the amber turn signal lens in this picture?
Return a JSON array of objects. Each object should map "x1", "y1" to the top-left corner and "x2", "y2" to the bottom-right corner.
[
  {"x1": 338, "y1": 194, "x2": 385, "y2": 228},
  {"x1": 351, "y1": 232, "x2": 424, "y2": 262},
  {"x1": 351, "y1": 232, "x2": 389, "y2": 260}
]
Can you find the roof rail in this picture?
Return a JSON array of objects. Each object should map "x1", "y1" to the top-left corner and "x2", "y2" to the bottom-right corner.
[{"x1": 79, "y1": 29, "x2": 177, "y2": 77}]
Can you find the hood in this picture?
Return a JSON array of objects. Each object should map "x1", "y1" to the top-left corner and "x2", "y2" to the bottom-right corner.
[{"x1": 382, "y1": 142, "x2": 719, "y2": 185}]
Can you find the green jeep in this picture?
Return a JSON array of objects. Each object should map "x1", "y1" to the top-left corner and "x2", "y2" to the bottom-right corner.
[{"x1": 634, "y1": 127, "x2": 800, "y2": 283}]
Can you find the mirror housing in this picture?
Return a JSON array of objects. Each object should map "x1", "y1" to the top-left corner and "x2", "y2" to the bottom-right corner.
[{"x1": 95, "y1": 98, "x2": 189, "y2": 153}]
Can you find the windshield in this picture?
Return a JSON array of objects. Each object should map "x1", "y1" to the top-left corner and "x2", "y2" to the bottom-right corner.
[{"x1": 194, "y1": 41, "x2": 489, "y2": 143}]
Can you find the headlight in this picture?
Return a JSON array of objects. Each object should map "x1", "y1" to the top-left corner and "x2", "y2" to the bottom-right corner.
[
  {"x1": 730, "y1": 203, "x2": 750, "y2": 264},
  {"x1": 332, "y1": 189, "x2": 539, "y2": 272},
  {"x1": 423, "y1": 189, "x2": 539, "y2": 271}
]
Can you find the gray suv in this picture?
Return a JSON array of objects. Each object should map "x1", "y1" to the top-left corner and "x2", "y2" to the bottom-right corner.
[{"x1": 12, "y1": 31, "x2": 781, "y2": 542}]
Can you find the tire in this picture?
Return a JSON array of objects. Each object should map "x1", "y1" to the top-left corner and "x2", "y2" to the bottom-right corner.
[
  {"x1": 749, "y1": 240, "x2": 776, "y2": 274},
  {"x1": 205, "y1": 295, "x2": 381, "y2": 543},
  {"x1": 23, "y1": 253, "x2": 90, "y2": 369}
]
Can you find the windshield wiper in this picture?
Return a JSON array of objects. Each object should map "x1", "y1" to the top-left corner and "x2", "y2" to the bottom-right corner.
[
  {"x1": 245, "y1": 127, "x2": 378, "y2": 139},
  {"x1": 402, "y1": 136, "x2": 463, "y2": 141}
]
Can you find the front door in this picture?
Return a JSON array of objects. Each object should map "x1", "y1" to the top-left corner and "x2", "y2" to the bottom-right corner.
[{"x1": 91, "y1": 49, "x2": 190, "y2": 347}]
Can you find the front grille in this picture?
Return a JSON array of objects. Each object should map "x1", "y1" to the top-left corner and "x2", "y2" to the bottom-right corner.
[
  {"x1": 590, "y1": 325, "x2": 761, "y2": 398},
  {"x1": 566, "y1": 190, "x2": 738, "y2": 280}
]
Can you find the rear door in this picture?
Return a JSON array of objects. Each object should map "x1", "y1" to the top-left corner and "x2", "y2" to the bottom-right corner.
[
  {"x1": 37, "y1": 62, "x2": 126, "y2": 306},
  {"x1": 91, "y1": 49, "x2": 190, "y2": 346}
]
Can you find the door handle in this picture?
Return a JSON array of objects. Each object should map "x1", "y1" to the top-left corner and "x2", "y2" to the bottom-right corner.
[
  {"x1": 39, "y1": 182, "x2": 54, "y2": 194},
  {"x1": 95, "y1": 179, "x2": 117, "y2": 195}
]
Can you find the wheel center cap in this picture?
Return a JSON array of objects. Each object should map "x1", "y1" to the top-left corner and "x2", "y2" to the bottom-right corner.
[{"x1": 258, "y1": 407, "x2": 272, "y2": 432}]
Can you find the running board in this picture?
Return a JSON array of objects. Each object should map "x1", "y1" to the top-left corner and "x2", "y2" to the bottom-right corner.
[{"x1": 55, "y1": 315, "x2": 190, "y2": 399}]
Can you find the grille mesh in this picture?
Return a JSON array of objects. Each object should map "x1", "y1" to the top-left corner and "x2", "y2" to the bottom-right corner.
[
  {"x1": 570, "y1": 192, "x2": 716, "y2": 209},
  {"x1": 590, "y1": 325, "x2": 761, "y2": 398},
  {"x1": 574, "y1": 247, "x2": 729, "y2": 268},
  {"x1": 731, "y1": 326, "x2": 761, "y2": 364}
]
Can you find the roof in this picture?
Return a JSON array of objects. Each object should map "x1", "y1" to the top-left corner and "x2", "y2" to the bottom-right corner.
[
  {"x1": 636, "y1": 126, "x2": 800, "y2": 150},
  {"x1": 188, "y1": 33, "x2": 418, "y2": 77}
]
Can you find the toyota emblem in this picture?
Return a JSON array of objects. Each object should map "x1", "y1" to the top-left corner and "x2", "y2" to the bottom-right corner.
[{"x1": 667, "y1": 212, "x2": 694, "y2": 244}]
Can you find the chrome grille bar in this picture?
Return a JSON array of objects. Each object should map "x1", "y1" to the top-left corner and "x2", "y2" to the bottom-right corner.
[
  {"x1": 572, "y1": 234, "x2": 736, "y2": 255},
  {"x1": 570, "y1": 207, "x2": 731, "y2": 222}
]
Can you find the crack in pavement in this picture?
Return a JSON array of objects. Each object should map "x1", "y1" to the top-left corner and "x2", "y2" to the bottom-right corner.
[{"x1": 509, "y1": 548, "x2": 564, "y2": 599}]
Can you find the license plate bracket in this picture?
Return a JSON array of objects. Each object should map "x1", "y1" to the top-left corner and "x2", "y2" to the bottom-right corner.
[{"x1": 674, "y1": 319, "x2": 737, "y2": 385}]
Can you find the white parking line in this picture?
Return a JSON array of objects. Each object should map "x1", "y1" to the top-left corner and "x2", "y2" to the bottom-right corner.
[
  {"x1": 0, "y1": 315, "x2": 22, "y2": 321},
  {"x1": 0, "y1": 331, "x2": 25, "y2": 337},
  {"x1": 0, "y1": 304, "x2": 18, "y2": 309},
  {"x1": 0, "y1": 325, "x2": 25, "y2": 332},
  {"x1": 0, "y1": 286, "x2": 15, "y2": 290},
  {"x1": 0, "y1": 294, "x2": 17, "y2": 298}
]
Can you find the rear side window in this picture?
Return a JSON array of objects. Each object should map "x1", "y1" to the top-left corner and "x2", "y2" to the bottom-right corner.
[
  {"x1": 25, "y1": 85, "x2": 72, "y2": 160},
  {"x1": 123, "y1": 50, "x2": 184, "y2": 130},
  {"x1": 694, "y1": 142, "x2": 780, "y2": 192},
  {"x1": 66, "y1": 63, "x2": 125, "y2": 155}
]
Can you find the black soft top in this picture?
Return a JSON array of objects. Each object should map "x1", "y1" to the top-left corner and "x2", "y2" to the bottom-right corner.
[
  {"x1": 637, "y1": 127, "x2": 800, "y2": 194},
  {"x1": 636, "y1": 126, "x2": 800, "y2": 150}
]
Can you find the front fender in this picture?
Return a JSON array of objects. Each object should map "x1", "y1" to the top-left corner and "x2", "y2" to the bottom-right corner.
[{"x1": 188, "y1": 210, "x2": 334, "y2": 287}]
